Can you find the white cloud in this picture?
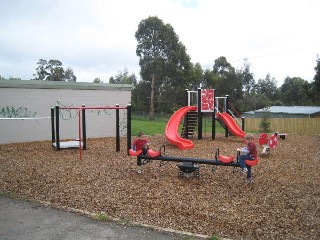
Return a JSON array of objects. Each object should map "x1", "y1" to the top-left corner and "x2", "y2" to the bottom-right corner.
[{"x1": 0, "y1": 0, "x2": 319, "y2": 85}]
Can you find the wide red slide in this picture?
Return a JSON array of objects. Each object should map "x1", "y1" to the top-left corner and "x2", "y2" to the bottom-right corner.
[
  {"x1": 165, "y1": 106, "x2": 197, "y2": 150},
  {"x1": 217, "y1": 112, "x2": 246, "y2": 138}
]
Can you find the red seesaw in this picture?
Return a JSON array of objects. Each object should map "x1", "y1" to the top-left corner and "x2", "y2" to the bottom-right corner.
[{"x1": 129, "y1": 145, "x2": 258, "y2": 178}]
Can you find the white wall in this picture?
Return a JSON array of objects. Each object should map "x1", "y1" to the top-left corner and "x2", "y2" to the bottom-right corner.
[{"x1": 0, "y1": 80, "x2": 132, "y2": 144}]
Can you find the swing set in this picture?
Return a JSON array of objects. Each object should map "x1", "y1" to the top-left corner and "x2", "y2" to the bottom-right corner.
[{"x1": 51, "y1": 104, "x2": 132, "y2": 160}]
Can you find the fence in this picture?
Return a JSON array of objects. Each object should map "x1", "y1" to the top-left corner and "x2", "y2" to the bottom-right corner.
[{"x1": 244, "y1": 118, "x2": 320, "y2": 135}]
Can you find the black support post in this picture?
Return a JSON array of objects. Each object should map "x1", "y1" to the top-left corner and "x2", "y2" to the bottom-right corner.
[
  {"x1": 185, "y1": 89, "x2": 189, "y2": 106},
  {"x1": 225, "y1": 95, "x2": 229, "y2": 138},
  {"x1": 55, "y1": 105, "x2": 60, "y2": 150},
  {"x1": 51, "y1": 107, "x2": 55, "y2": 145},
  {"x1": 241, "y1": 117, "x2": 245, "y2": 132},
  {"x1": 185, "y1": 89, "x2": 189, "y2": 139},
  {"x1": 127, "y1": 104, "x2": 131, "y2": 155},
  {"x1": 212, "y1": 95, "x2": 216, "y2": 140},
  {"x1": 82, "y1": 104, "x2": 86, "y2": 150},
  {"x1": 116, "y1": 104, "x2": 120, "y2": 152},
  {"x1": 197, "y1": 88, "x2": 202, "y2": 140}
]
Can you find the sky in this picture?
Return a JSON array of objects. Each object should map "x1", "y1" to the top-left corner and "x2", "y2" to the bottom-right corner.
[{"x1": 0, "y1": 0, "x2": 319, "y2": 86}]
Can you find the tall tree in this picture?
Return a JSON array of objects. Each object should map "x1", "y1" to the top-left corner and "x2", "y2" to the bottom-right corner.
[
  {"x1": 237, "y1": 59, "x2": 255, "y2": 95},
  {"x1": 312, "y1": 57, "x2": 320, "y2": 104},
  {"x1": 64, "y1": 68, "x2": 77, "y2": 82},
  {"x1": 34, "y1": 59, "x2": 76, "y2": 82},
  {"x1": 212, "y1": 56, "x2": 242, "y2": 102},
  {"x1": 35, "y1": 59, "x2": 49, "y2": 80},
  {"x1": 135, "y1": 16, "x2": 192, "y2": 119},
  {"x1": 188, "y1": 62, "x2": 204, "y2": 90},
  {"x1": 46, "y1": 60, "x2": 64, "y2": 81}
]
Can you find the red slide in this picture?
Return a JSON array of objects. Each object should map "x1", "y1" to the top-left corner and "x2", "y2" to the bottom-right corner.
[
  {"x1": 166, "y1": 106, "x2": 197, "y2": 150},
  {"x1": 217, "y1": 112, "x2": 246, "y2": 138}
]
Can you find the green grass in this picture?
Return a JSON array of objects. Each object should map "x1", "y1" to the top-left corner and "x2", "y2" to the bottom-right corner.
[
  {"x1": 132, "y1": 118, "x2": 167, "y2": 136},
  {"x1": 95, "y1": 213, "x2": 110, "y2": 221},
  {"x1": 0, "y1": 192, "x2": 18, "y2": 199},
  {"x1": 131, "y1": 114, "x2": 226, "y2": 136}
]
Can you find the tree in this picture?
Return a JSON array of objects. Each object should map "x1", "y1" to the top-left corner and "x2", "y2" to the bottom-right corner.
[
  {"x1": 280, "y1": 77, "x2": 311, "y2": 105},
  {"x1": 203, "y1": 68, "x2": 219, "y2": 89},
  {"x1": 237, "y1": 59, "x2": 255, "y2": 95},
  {"x1": 311, "y1": 57, "x2": 320, "y2": 104},
  {"x1": 189, "y1": 62, "x2": 204, "y2": 89},
  {"x1": 34, "y1": 59, "x2": 77, "y2": 82},
  {"x1": 135, "y1": 16, "x2": 192, "y2": 119},
  {"x1": 259, "y1": 108, "x2": 272, "y2": 133},
  {"x1": 256, "y1": 74, "x2": 280, "y2": 104},
  {"x1": 64, "y1": 68, "x2": 77, "y2": 82},
  {"x1": 131, "y1": 81, "x2": 151, "y2": 112},
  {"x1": 45, "y1": 60, "x2": 65, "y2": 81},
  {"x1": 10, "y1": 77, "x2": 21, "y2": 80},
  {"x1": 35, "y1": 59, "x2": 48, "y2": 80},
  {"x1": 238, "y1": 91, "x2": 271, "y2": 113},
  {"x1": 93, "y1": 78, "x2": 103, "y2": 83},
  {"x1": 109, "y1": 68, "x2": 137, "y2": 86},
  {"x1": 314, "y1": 57, "x2": 320, "y2": 91},
  {"x1": 212, "y1": 56, "x2": 242, "y2": 102}
]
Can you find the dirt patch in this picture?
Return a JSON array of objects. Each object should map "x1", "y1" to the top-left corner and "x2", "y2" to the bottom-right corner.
[{"x1": 0, "y1": 134, "x2": 319, "y2": 239}]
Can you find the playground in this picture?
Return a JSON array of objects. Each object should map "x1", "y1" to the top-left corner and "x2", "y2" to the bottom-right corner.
[{"x1": 0, "y1": 133, "x2": 319, "y2": 239}]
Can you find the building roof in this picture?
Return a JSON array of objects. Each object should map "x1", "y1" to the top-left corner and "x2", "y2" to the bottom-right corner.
[
  {"x1": 254, "y1": 106, "x2": 320, "y2": 115},
  {"x1": 0, "y1": 79, "x2": 133, "y2": 91}
]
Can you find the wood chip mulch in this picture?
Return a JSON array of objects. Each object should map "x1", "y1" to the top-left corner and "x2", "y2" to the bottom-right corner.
[{"x1": 0, "y1": 133, "x2": 319, "y2": 239}]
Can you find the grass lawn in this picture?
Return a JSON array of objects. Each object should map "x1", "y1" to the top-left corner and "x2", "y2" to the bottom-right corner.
[{"x1": 131, "y1": 114, "x2": 225, "y2": 136}]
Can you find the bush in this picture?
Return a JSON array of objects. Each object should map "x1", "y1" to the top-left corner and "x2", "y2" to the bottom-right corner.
[{"x1": 259, "y1": 108, "x2": 272, "y2": 133}]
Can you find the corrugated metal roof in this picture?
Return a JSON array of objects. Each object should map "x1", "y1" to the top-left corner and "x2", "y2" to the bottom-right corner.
[{"x1": 254, "y1": 106, "x2": 320, "y2": 115}]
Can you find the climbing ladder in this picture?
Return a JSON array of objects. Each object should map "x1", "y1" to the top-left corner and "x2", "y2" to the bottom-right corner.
[{"x1": 180, "y1": 110, "x2": 197, "y2": 138}]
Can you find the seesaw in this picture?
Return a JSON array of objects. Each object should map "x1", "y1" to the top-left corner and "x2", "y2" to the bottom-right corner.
[{"x1": 129, "y1": 146, "x2": 258, "y2": 178}]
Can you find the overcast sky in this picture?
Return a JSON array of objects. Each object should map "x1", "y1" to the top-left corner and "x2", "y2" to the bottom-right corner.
[{"x1": 1, "y1": 0, "x2": 319, "y2": 86}]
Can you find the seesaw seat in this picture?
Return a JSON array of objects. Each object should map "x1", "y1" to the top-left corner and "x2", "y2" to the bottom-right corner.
[
  {"x1": 147, "y1": 149, "x2": 161, "y2": 158},
  {"x1": 128, "y1": 149, "x2": 142, "y2": 156},
  {"x1": 245, "y1": 158, "x2": 259, "y2": 166},
  {"x1": 218, "y1": 155, "x2": 235, "y2": 164}
]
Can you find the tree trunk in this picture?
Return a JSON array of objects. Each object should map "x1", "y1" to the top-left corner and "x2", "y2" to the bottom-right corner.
[{"x1": 149, "y1": 74, "x2": 155, "y2": 120}]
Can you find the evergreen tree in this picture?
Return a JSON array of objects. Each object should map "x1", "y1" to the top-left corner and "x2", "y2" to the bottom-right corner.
[{"x1": 135, "y1": 16, "x2": 192, "y2": 118}]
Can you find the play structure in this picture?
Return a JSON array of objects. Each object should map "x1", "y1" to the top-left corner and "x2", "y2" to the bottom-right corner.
[
  {"x1": 51, "y1": 104, "x2": 132, "y2": 160},
  {"x1": 165, "y1": 88, "x2": 246, "y2": 150},
  {"x1": 129, "y1": 88, "x2": 258, "y2": 179},
  {"x1": 129, "y1": 145, "x2": 258, "y2": 178}
]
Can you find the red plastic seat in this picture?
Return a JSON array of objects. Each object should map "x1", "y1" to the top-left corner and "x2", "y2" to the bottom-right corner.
[
  {"x1": 128, "y1": 149, "x2": 142, "y2": 156},
  {"x1": 259, "y1": 133, "x2": 269, "y2": 147},
  {"x1": 218, "y1": 155, "x2": 235, "y2": 164},
  {"x1": 147, "y1": 149, "x2": 161, "y2": 158},
  {"x1": 245, "y1": 158, "x2": 259, "y2": 167}
]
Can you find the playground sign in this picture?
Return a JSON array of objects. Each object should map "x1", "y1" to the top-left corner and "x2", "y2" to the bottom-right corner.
[{"x1": 201, "y1": 89, "x2": 214, "y2": 112}]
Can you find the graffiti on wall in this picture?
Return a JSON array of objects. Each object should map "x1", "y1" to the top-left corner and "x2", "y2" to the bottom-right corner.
[
  {"x1": 54, "y1": 101, "x2": 127, "y2": 134},
  {"x1": 55, "y1": 101, "x2": 78, "y2": 120},
  {"x1": 0, "y1": 106, "x2": 37, "y2": 118},
  {"x1": 55, "y1": 101, "x2": 118, "y2": 119}
]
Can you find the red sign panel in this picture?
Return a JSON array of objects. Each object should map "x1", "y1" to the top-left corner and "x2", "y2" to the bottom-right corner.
[{"x1": 201, "y1": 89, "x2": 214, "y2": 112}]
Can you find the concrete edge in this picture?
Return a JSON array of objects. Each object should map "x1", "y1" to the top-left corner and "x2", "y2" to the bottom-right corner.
[{"x1": 36, "y1": 200, "x2": 218, "y2": 239}]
